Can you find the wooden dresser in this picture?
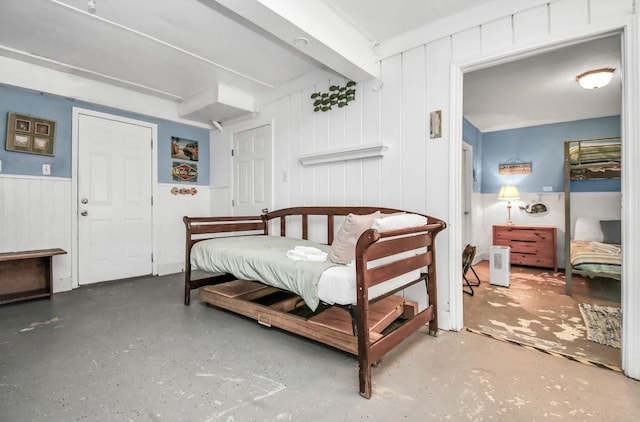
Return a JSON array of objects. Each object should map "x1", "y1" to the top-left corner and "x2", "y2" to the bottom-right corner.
[{"x1": 492, "y1": 225, "x2": 557, "y2": 271}]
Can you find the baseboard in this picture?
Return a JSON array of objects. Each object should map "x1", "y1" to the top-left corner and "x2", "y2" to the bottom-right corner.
[
  {"x1": 53, "y1": 277, "x2": 73, "y2": 293},
  {"x1": 157, "y1": 262, "x2": 184, "y2": 276}
]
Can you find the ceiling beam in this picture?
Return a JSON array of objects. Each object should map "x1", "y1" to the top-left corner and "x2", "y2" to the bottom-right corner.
[{"x1": 211, "y1": 0, "x2": 379, "y2": 82}]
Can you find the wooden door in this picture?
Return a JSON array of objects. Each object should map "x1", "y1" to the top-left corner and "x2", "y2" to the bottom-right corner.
[{"x1": 77, "y1": 112, "x2": 153, "y2": 284}]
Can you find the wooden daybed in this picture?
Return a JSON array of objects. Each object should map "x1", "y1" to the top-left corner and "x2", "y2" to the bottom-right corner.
[{"x1": 183, "y1": 206, "x2": 446, "y2": 398}]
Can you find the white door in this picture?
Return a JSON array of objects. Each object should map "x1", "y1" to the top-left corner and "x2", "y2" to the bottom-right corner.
[
  {"x1": 461, "y1": 141, "x2": 473, "y2": 249},
  {"x1": 77, "y1": 113, "x2": 153, "y2": 284},
  {"x1": 233, "y1": 125, "x2": 272, "y2": 216}
]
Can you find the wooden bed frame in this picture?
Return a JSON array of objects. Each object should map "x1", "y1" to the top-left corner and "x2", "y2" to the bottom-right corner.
[
  {"x1": 563, "y1": 137, "x2": 621, "y2": 295},
  {"x1": 183, "y1": 206, "x2": 446, "y2": 398}
]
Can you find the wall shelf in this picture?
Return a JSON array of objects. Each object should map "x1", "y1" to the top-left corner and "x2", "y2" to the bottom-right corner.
[{"x1": 299, "y1": 143, "x2": 388, "y2": 166}]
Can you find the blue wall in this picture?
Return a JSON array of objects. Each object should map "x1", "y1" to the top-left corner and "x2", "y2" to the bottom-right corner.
[
  {"x1": 0, "y1": 84, "x2": 209, "y2": 185},
  {"x1": 463, "y1": 116, "x2": 621, "y2": 194}
]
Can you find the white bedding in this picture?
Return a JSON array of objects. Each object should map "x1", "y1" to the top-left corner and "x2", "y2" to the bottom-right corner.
[
  {"x1": 192, "y1": 235, "x2": 426, "y2": 310},
  {"x1": 317, "y1": 261, "x2": 423, "y2": 307}
]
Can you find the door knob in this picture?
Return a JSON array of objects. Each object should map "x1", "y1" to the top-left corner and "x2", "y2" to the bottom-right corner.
[
  {"x1": 262, "y1": 208, "x2": 269, "y2": 214},
  {"x1": 81, "y1": 210, "x2": 88, "y2": 216},
  {"x1": 81, "y1": 198, "x2": 88, "y2": 204}
]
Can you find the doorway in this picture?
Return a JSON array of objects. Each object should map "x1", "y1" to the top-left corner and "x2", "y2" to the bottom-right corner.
[
  {"x1": 232, "y1": 124, "x2": 272, "y2": 216},
  {"x1": 459, "y1": 35, "x2": 623, "y2": 368},
  {"x1": 73, "y1": 108, "x2": 156, "y2": 286}
]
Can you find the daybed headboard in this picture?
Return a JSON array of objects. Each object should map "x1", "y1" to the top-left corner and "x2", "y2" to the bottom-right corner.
[{"x1": 262, "y1": 206, "x2": 443, "y2": 244}]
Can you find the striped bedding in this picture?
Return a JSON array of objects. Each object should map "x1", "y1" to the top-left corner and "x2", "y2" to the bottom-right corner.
[
  {"x1": 571, "y1": 240, "x2": 621, "y2": 277},
  {"x1": 569, "y1": 142, "x2": 620, "y2": 165}
]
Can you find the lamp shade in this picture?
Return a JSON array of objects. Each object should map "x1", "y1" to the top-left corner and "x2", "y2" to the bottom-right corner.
[
  {"x1": 576, "y1": 68, "x2": 615, "y2": 89},
  {"x1": 498, "y1": 185, "x2": 520, "y2": 200}
]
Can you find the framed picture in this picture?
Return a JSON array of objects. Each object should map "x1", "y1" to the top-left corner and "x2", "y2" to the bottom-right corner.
[
  {"x1": 5, "y1": 112, "x2": 56, "y2": 156},
  {"x1": 13, "y1": 134, "x2": 31, "y2": 149},
  {"x1": 171, "y1": 136, "x2": 199, "y2": 161},
  {"x1": 35, "y1": 122, "x2": 50, "y2": 136},
  {"x1": 15, "y1": 119, "x2": 31, "y2": 132},
  {"x1": 33, "y1": 137, "x2": 50, "y2": 151}
]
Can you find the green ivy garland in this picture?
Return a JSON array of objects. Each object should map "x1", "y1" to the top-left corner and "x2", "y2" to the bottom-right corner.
[{"x1": 310, "y1": 81, "x2": 356, "y2": 112}]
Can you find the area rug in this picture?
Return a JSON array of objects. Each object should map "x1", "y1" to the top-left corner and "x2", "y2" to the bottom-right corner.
[{"x1": 579, "y1": 303, "x2": 622, "y2": 348}]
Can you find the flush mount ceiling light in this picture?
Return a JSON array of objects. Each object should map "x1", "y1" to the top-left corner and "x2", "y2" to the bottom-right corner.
[
  {"x1": 293, "y1": 37, "x2": 309, "y2": 47},
  {"x1": 576, "y1": 67, "x2": 615, "y2": 89}
]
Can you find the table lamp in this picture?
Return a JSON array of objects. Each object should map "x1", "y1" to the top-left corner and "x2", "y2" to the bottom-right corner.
[{"x1": 498, "y1": 185, "x2": 520, "y2": 225}]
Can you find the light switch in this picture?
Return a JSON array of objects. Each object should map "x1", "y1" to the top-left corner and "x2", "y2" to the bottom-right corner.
[{"x1": 42, "y1": 164, "x2": 51, "y2": 175}]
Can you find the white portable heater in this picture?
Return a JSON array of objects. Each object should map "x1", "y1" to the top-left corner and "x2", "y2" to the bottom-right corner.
[{"x1": 489, "y1": 245, "x2": 510, "y2": 287}]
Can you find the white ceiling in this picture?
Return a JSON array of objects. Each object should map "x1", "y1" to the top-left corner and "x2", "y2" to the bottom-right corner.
[
  {"x1": 0, "y1": 0, "x2": 621, "y2": 130},
  {"x1": 464, "y1": 34, "x2": 622, "y2": 132}
]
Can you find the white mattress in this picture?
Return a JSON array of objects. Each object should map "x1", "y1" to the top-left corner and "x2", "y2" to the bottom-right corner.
[{"x1": 317, "y1": 249, "x2": 427, "y2": 310}]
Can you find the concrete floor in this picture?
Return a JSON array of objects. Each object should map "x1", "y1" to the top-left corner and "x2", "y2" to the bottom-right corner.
[{"x1": 1, "y1": 273, "x2": 639, "y2": 421}]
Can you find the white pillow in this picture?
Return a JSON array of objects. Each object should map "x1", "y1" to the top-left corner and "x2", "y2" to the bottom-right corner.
[
  {"x1": 574, "y1": 216, "x2": 604, "y2": 242},
  {"x1": 329, "y1": 211, "x2": 381, "y2": 264},
  {"x1": 371, "y1": 213, "x2": 428, "y2": 231}
]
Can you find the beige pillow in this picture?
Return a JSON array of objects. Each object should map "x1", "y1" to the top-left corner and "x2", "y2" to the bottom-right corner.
[{"x1": 329, "y1": 211, "x2": 381, "y2": 264}]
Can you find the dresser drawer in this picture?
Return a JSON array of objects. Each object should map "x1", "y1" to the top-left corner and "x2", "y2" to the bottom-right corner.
[
  {"x1": 511, "y1": 253, "x2": 555, "y2": 268},
  {"x1": 505, "y1": 240, "x2": 555, "y2": 257},
  {"x1": 494, "y1": 228, "x2": 554, "y2": 243},
  {"x1": 493, "y1": 225, "x2": 557, "y2": 271}
]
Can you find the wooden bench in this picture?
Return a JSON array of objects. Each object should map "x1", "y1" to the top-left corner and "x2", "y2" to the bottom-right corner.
[{"x1": 0, "y1": 248, "x2": 67, "y2": 305}]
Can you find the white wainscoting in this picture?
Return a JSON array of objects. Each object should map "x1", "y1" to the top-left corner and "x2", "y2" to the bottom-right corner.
[
  {"x1": 154, "y1": 183, "x2": 211, "y2": 275},
  {"x1": 0, "y1": 176, "x2": 212, "y2": 290},
  {"x1": 0, "y1": 175, "x2": 73, "y2": 292}
]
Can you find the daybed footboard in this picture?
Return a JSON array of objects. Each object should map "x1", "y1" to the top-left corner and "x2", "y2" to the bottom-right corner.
[{"x1": 183, "y1": 207, "x2": 446, "y2": 398}]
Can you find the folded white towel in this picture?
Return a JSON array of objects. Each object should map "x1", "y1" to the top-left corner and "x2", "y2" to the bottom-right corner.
[
  {"x1": 287, "y1": 247, "x2": 328, "y2": 262},
  {"x1": 294, "y1": 245, "x2": 324, "y2": 255}
]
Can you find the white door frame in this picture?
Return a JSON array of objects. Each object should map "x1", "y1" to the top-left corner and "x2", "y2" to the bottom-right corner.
[
  {"x1": 71, "y1": 107, "x2": 159, "y2": 288},
  {"x1": 448, "y1": 19, "x2": 639, "y2": 378},
  {"x1": 461, "y1": 141, "x2": 473, "y2": 250}
]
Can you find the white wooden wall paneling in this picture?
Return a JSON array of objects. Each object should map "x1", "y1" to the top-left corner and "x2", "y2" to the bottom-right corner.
[
  {"x1": 452, "y1": 27, "x2": 482, "y2": 61},
  {"x1": 328, "y1": 78, "x2": 347, "y2": 206},
  {"x1": 360, "y1": 77, "x2": 383, "y2": 206},
  {"x1": 343, "y1": 77, "x2": 364, "y2": 206},
  {"x1": 270, "y1": 96, "x2": 290, "y2": 212},
  {"x1": 424, "y1": 37, "x2": 452, "y2": 219},
  {"x1": 591, "y1": 0, "x2": 636, "y2": 23},
  {"x1": 481, "y1": 16, "x2": 515, "y2": 53},
  {"x1": 550, "y1": 0, "x2": 590, "y2": 32},
  {"x1": 379, "y1": 54, "x2": 404, "y2": 209},
  {"x1": 0, "y1": 176, "x2": 72, "y2": 291},
  {"x1": 314, "y1": 95, "x2": 331, "y2": 214},
  {"x1": 514, "y1": 4, "x2": 551, "y2": 44},
  {"x1": 155, "y1": 184, "x2": 211, "y2": 275},
  {"x1": 424, "y1": 36, "x2": 453, "y2": 320},
  {"x1": 401, "y1": 45, "x2": 427, "y2": 213},
  {"x1": 300, "y1": 84, "x2": 317, "y2": 209},
  {"x1": 289, "y1": 90, "x2": 303, "y2": 212}
]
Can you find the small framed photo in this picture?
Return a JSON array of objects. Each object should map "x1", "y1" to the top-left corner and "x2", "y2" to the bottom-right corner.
[
  {"x1": 33, "y1": 137, "x2": 49, "y2": 150},
  {"x1": 6, "y1": 112, "x2": 56, "y2": 156},
  {"x1": 13, "y1": 134, "x2": 30, "y2": 147},
  {"x1": 35, "y1": 122, "x2": 50, "y2": 136},
  {"x1": 15, "y1": 118, "x2": 31, "y2": 132}
]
